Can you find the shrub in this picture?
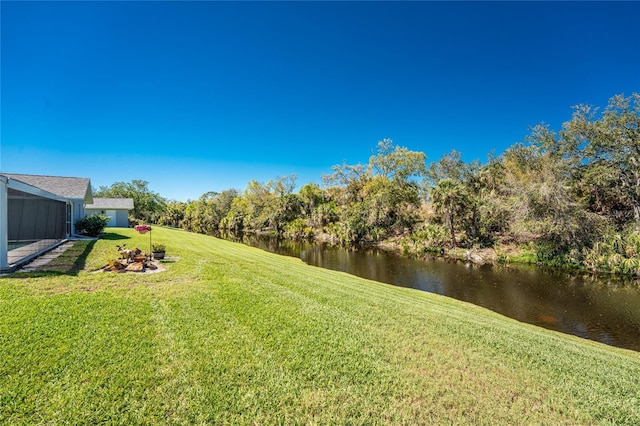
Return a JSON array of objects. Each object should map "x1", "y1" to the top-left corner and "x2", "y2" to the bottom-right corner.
[
  {"x1": 152, "y1": 243, "x2": 166, "y2": 252},
  {"x1": 582, "y1": 230, "x2": 640, "y2": 276},
  {"x1": 413, "y1": 223, "x2": 449, "y2": 248},
  {"x1": 75, "y1": 214, "x2": 110, "y2": 237}
]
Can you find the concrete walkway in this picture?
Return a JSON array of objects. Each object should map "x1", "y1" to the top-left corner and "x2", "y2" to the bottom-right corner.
[
  {"x1": 17, "y1": 241, "x2": 75, "y2": 272},
  {"x1": 7, "y1": 239, "x2": 61, "y2": 265}
]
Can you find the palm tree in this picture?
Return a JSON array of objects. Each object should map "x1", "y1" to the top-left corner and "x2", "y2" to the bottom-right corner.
[{"x1": 430, "y1": 179, "x2": 467, "y2": 247}]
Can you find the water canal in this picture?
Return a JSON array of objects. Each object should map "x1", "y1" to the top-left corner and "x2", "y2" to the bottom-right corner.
[{"x1": 221, "y1": 233, "x2": 640, "y2": 352}]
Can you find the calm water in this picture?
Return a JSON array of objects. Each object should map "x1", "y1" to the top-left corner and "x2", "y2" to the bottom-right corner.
[{"x1": 221, "y1": 233, "x2": 640, "y2": 352}]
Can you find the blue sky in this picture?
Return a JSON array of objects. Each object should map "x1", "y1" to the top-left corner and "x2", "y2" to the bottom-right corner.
[{"x1": 2, "y1": 1, "x2": 639, "y2": 201}]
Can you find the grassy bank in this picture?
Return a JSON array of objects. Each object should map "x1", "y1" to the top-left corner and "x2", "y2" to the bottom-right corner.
[{"x1": 1, "y1": 227, "x2": 639, "y2": 424}]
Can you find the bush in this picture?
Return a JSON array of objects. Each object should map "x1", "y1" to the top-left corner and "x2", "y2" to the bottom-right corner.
[
  {"x1": 413, "y1": 223, "x2": 449, "y2": 248},
  {"x1": 75, "y1": 214, "x2": 110, "y2": 237},
  {"x1": 582, "y1": 230, "x2": 640, "y2": 276},
  {"x1": 152, "y1": 243, "x2": 166, "y2": 252}
]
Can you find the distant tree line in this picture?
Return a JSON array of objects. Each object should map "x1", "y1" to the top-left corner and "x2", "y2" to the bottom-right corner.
[{"x1": 97, "y1": 93, "x2": 640, "y2": 276}]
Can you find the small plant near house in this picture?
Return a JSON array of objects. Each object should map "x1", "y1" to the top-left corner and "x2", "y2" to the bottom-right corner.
[{"x1": 75, "y1": 214, "x2": 110, "y2": 237}]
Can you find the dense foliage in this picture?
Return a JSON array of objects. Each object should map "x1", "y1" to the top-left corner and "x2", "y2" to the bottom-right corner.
[
  {"x1": 107, "y1": 93, "x2": 640, "y2": 275},
  {"x1": 74, "y1": 214, "x2": 110, "y2": 237}
]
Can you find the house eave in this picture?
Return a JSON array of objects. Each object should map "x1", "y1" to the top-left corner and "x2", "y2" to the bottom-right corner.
[{"x1": 5, "y1": 177, "x2": 69, "y2": 203}]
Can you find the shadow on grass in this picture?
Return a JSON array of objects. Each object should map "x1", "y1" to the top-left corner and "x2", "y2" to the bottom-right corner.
[
  {"x1": 66, "y1": 240, "x2": 97, "y2": 274},
  {"x1": 101, "y1": 232, "x2": 131, "y2": 241}
]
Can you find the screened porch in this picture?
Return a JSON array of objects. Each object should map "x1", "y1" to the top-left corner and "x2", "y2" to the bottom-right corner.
[{"x1": 3, "y1": 187, "x2": 69, "y2": 271}]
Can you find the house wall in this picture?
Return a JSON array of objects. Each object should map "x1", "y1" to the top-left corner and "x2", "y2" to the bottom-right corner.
[
  {"x1": 73, "y1": 202, "x2": 85, "y2": 223},
  {"x1": 115, "y1": 210, "x2": 129, "y2": 227},
  {"x1": 69, "y1": 202, "x2": 85, "y2": 236}
]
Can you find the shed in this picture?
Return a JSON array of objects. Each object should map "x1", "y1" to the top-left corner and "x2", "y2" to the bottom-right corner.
[{"x1": 85, "y1": 198, "x2": 134, "y2": 227}]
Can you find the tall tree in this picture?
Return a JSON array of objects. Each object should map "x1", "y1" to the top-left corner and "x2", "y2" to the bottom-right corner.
[
  {"x1": 159, "y1": 201, "x2": 186, "y2": 228},
  {"x1": 181, "y1": 189, "x2": 239, "y2": 234},
  {"x1": 298, "y1": 183, "x2": 324, "y2": 217},
  {"x1": 243, "y1": 180, "x2": 274, "y2": 230},
  {"x1": 220, "y1": 196, "x2": 249, "y2": 232},
  {"x1": 324, "y1": 140, "x2": 427, "y2": 243},
  {"x1": 498, "y1": 129, "x2": 601, "y2": 262},
  {"x1": 425, "y1": 149, "x2": 468, "y2": 186},
  {"x1": 322, "y1": 162, "x2": 369, "y2": 205},
  {"x1": 369, "y1": 138, "x2": 427, "y2": 181},
  {"x1": 430, "y1": 178, "x2": 468, "y2": 247},
  {"x1": 425, "y1": 150, "x2": 485, "y2": 247},
  {"x1": 564, "y1": 93, "x2": 640, "y2": 229}
]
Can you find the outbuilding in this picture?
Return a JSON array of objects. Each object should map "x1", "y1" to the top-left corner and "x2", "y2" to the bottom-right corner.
[{"x1": 84, "y1": 198, "x2": 134, "y2": 227}]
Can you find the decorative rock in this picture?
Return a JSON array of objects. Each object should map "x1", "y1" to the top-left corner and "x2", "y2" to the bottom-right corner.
[{"x1": 126, "y1": 262, "x2": 145, "y2": 272}]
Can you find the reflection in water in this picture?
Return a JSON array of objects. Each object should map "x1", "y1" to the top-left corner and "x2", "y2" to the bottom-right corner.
[{"x1": 220, "y1": 233, "x2": 640, "y2": 352}]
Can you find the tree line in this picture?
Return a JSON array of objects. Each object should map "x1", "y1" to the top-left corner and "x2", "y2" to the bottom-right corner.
[{"x1": 95, "y1": 93, "x2": 640, "y2": 276}]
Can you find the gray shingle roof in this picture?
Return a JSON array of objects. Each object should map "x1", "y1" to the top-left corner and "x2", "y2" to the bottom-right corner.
[
  {"x1": 85, "y1": 197, "x2": 134, "y2": 210},
  {"x1": 1, "y1": 173, "x2": 92, "y2": 202}
]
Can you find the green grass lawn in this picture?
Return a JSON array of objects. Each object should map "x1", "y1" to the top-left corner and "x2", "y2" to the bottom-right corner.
[{"x1": 1, "y1": 227, "x2": 639, "y2": 424}]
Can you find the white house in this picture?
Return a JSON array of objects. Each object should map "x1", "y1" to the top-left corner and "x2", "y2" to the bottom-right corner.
[
  {"x1": 0, "y1": 173, "x2": 93, "y2": 272},
  {"x1": 85, "y1": 198, "x2": 134, "y2": 227}
]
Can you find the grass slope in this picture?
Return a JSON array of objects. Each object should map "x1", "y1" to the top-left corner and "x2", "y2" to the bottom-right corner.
[{"x1": 1, "y1": 227, "x2": 639, "y2": 424}]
